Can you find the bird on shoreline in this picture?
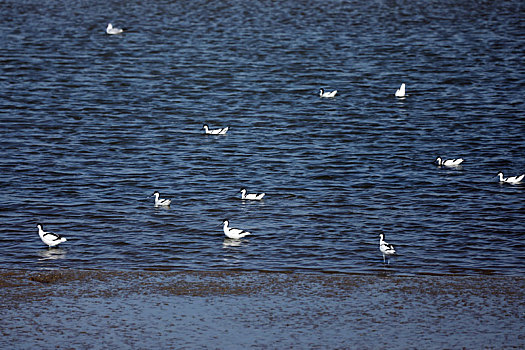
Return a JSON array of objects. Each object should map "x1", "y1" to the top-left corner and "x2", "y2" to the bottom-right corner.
[
  {"x1": 152, "y1": 191, "x2": 171, "y2": 207},
  {"x1": 319, "y1": 88, "x2": 338, "y2": 98},
  {"x1": 240, "y1": 188, "x2": 265, "y2": 201},
  {"x1": 203, "y1": 124, "x2": 229, "y2": 135},
  {"x1": 435, "y1": 157, "x2": 464, "y2": 167},
  {"x1": 497, "y1": 172, "x2": 524, "y2": 185},
  {"x1": 379, "y1": 233, "x2": 396, "y2": 264},
  {"x1": 395, "y1": 83, "x2": 406, "y2": 98},
  {"x1": 106, "y1": 23, "x2": 124, "y2": 35},
  {"x1": 222, "y1": 219, "x2": 251, "y2": 239},
  {"x1": 37, "y1": 224, "x2": 67, "y2": 248}
]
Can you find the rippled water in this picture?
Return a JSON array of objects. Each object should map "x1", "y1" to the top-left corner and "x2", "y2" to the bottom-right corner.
[
  {"x1": 1, "y1": 0, "x2": 524, "y2": 275},
  {"x1": 2, "y1": 270, "x2": 523, "y2": 349}
]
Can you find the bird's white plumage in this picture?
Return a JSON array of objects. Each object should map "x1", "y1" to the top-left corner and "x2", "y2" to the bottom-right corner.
[
  {"x1": 395, "y1": 83, "x2": 406, "y2": 97},
  {"x1": 319, "y1": 88, "x2": 337, "y2": 98},
  {"x1": 106, "y1": 23, "x2": 123, "y2": 35},
  {"x1": 240, "y1": 188, "x2": 265, "y2": 200},
  {"x1": 203, "y1": 124, "x2": 229, "y2": 135},
  {"x1": 379, "y1": 233, "x2": 396, "y2": 263},
  {"x1": 37, "y1": 224, "x2": 67, "y2": 248},
  {"x1": 435, "y1": 157, "x2": 464, "y2": 167},
  {"x1": 222, "y1": 219, "x2": 251, "y2": 239},
  {"x1": 152, "y1": 191, "x2": 171, "y2": 206},
  {"x1": 497, "y1": 172, "x2": 524, "y2": 184}
]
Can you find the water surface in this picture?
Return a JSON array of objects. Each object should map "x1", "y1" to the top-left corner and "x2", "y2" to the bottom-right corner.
[
  {"x1": 2, "y1": 270, "x2": 524, "y2": 349},
  {"x1": 0, "y1": 0, "x2": 524, "y2": 275}
]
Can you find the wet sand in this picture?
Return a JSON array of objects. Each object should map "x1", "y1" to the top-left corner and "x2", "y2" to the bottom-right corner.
[{"x1": 1, "y1": 269, "x2": 524, "y2": 349}]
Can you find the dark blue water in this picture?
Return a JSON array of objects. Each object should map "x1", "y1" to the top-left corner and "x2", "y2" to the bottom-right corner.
[{"x1": 1, "y1": 0, "x2": 524, "y2": 275}]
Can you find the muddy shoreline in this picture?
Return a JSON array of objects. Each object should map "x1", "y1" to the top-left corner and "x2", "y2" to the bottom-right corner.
[{"x1": 2, "y1": 269, "x2": 524, "y2": 348}]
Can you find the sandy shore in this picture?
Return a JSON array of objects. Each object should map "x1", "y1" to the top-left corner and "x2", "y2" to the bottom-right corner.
[{"x1": 1, "y1": 269, "x2": 524, "y2": 349}]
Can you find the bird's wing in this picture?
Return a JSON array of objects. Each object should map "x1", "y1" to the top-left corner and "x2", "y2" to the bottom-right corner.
[
  {"x1": 43, "y1": 231, "x2": 62, "y2": 240},
  {"x1": 229, "y1": 228, "x2": 245, "y2": 235},
  {"x1": 381, "y1": 242, "x2": 395, "y2": 251}
]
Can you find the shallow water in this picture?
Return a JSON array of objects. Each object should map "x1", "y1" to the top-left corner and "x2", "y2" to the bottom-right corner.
[
  {"x1": 2, "y1": 270, "x2": 524, "y2": 349},
  {"x1": 1, "y1": 0, "x2": 524, "y2": 275}
]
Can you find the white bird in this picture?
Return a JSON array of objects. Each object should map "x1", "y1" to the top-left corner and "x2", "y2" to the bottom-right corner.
[
  {"x1": 152, "y1": 191, "x2": 171, "y2": 207},
  {"x1": 240, "y1": 188, "x2": 265, "y2": 200},
  {"x1": 395, "y1": 83, "x2": 406, "y2": 97},
  {"x1": 319, "y1": 88, "x2": 338, "y2": 98},
  {"x1": 497, "y1": 172, "x2": 524, "y2": 184},
  {"x1": 37, "y1": 224, "x2": 67, "y2": 248},
  {"x1": 379, "y1": 233, "x2": 396, "y2": 264},
  {"x1": 222, "y1": 219, "x2": 251, "y2": 239},
  {"x1": 106, "y1": 23, "x2": 123, "y2": 35},
  {"x1": 435, "y1": 157, "x2": 464, "y2": 167},
  {"x1": 203, "y1": 124, "x2": 229, "y2": 135}
]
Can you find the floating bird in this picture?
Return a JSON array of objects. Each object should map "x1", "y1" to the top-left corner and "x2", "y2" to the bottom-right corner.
[
  {"x1": 106, "y1": 23, "x2": 124, "y2": 35},
  {"x1": 37, "y1": 224, "x2": 67, "y2": 248},
  {"x1": 435, "y1": 157, "x2": 464, "y2": 167},
  {"x1": 222, "y1": 219, "x2": 251, "y2": 239},
  {"x1": 319, "y1": 88, "x2": 338, "y2": 98},
  {"x1": 395, "y1": 83, "x2": 406, "y2": 97},
  {"x1": 203, "y1": 124, "x2": 229, "y2": 135},
  {"x1": 152, "y1": 191, "x2": 171, "y2": 207},
  {"x1": 379, "y1": 233, "x2": 396, "y2": 264},
  {"x1": 497, "y1": 172, "x2": 524, "y2": 185},
  {"x1": 240, "y1": 188, "x2": 265, "y2": 200}
]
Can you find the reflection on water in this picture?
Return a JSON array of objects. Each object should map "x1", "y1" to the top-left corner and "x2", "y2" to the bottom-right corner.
[
  {"x1": 153, "y1": 205, "x2": 171, "y2": 211},
  {"x1": 222, "y1": 238, "x2": 244, "y2": 248},
  {"x1": 37, "y1": 248, "x2": 67, "y2": 261},
  {"x1": 436, "y1": 165, "x2": 464, "y2": 170}
]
